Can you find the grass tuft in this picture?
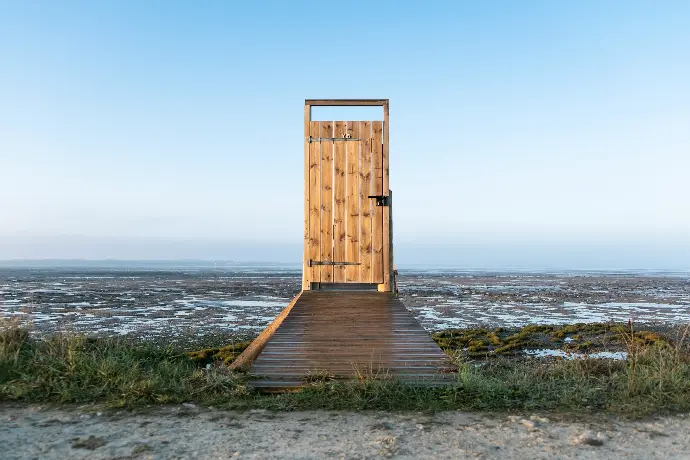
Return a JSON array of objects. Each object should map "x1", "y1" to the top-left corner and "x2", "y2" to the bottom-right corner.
[{"x1": 1, "y1": 320, "x2": 689, "y2": 415}]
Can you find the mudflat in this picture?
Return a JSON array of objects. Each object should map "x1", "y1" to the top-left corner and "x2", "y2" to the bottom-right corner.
[{"x1": 1, "y1": 268, "x2": 688, "y2": 344}]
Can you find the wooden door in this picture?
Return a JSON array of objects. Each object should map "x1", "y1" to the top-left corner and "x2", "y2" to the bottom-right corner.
[{"x1": 304, "y1": 120, "x2": 386, "y2": 287}]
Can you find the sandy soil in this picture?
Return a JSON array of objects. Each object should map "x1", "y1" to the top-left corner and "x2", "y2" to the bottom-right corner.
[{"x1": 1, "y1": 405, "x2": 688, "y2": 459}]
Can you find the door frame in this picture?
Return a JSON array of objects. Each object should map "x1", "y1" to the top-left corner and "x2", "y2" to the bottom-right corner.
[{"x1": 302, "y1": 99, "x2": 392, "y2": 292}]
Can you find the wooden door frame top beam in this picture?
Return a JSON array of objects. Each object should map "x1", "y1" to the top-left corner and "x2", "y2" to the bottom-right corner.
[{"x1": 305, "y1": 99, "x2": 388, "y2": 107}]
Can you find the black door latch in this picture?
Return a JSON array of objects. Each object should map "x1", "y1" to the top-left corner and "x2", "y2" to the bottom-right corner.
[{"x1": 368, "y1": 195, "x2": 389, "y2": 206}]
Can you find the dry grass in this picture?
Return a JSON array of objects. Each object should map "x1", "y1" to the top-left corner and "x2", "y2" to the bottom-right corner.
[{"x1": 1, "y1": 319, "x2": 689, "y2": 415}]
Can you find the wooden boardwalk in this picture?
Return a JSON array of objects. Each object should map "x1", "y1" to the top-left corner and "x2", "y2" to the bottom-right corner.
[{"x1": 249, "y1": 291, "x2": 456, "y2": 390}]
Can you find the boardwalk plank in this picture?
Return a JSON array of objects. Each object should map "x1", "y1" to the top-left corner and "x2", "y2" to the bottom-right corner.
[{"x1": 249, "y1": 291, "x2": 455, "y2": 390}]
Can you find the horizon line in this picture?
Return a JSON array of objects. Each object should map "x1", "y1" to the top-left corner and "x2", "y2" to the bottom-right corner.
[{"x1": 0, "y1": 258, "x2": 688, "y2": 273}]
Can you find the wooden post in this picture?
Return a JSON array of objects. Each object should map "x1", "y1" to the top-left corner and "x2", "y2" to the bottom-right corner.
[
  {"x1": 378, "y1": 189, "x2": 394, "y2": 293},
  {"x1": 302, "y1": 104, "x2": 311, "y2": 289},
  {"x1": 381, "y1": 101, "x2": 391, "y2": 291},
  {"x1": 389, "y1": 190, "x2": 395, "y2": 292}
]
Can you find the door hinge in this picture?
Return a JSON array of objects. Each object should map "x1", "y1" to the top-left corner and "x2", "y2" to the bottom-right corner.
[
  {"x1": 368, "y1": 195, "x2": 390, "y2": 206},
  {"x1": 307, "y1": 137, "x2": 361, "y2": 143},
  {"x1": 309, "y1": 260, "x2": 361, "y2": 267}
]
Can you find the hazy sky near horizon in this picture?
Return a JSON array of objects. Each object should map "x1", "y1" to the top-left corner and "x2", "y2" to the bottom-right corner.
[{"x1": 1, "y1": 1, "x2": 689, "y2": 267}]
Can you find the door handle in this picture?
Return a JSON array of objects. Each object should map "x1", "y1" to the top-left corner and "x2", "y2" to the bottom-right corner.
[{"x1": 368, "y1": 195, "x2": 389, "y2": 206}]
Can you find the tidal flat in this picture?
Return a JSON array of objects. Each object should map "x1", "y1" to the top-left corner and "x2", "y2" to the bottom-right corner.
[{"x1": 1, "y1": 267, "x2": 688, "y2": 346}]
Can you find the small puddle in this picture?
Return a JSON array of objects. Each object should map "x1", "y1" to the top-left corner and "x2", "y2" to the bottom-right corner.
[{"x1": 524, "y1": 349, "x2": 627, "y2": 360}]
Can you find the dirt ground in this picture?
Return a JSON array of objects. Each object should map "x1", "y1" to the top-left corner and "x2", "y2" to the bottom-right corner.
[{"x1": 1, "y1": 405, "x2": 688, "y2": 459}]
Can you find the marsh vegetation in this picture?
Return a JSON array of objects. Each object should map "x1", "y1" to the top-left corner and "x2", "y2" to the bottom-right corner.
[{"x1": 2, "y1": 318, "x2": 689, "y2": 415}]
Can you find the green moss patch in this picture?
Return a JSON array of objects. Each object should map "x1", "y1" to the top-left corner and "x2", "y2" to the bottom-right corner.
[
  {"x1": 432, "y1": 322, "x2": 672, "y2": 359},
  {"x1": 187, "y1": 341, "x2": 251, "y2": 366}
]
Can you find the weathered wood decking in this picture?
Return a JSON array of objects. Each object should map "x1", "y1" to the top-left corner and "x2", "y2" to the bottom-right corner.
[{"x1": 247, "y1": 291, "x2": 456, "y2": 390}]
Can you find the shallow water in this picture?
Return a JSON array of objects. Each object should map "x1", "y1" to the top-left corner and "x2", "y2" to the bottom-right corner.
[
  {"x1": 524, "y1": 349, "x2": 628, "y2": 360},
  {"x1": 400, "y1": 272, "x2": 690, "y2": 330},
  {"x1": 1, "y1": 267, "x2": 688, "y2": 339}
]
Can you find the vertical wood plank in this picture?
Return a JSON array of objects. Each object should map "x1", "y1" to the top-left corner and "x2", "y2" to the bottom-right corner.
[
  {"x1": 345, "y1": 121, "x2": 360, "y2": 282},
  {"x1": 320, "y1": 122, "x2": 334, "y2": 283},
  {"x1": 358, "y1": 121, "x2": 372, "y2": 283},
  {"x1": 303, "y1": 104, "x2": 311, "y2": 289},
  {"x1": 382, "y1": 102, "x2": 391, "y2": 291},
  {"x1": 308, "y1": 121, "x2": 321, "y2": 284},
  {"x1": 382, "y1": 102, "x2": 389, "y2": 194},
  {"x1": 389, "y1": 190, "x2": 395, "y2": 293},
  {"x1": 332, "y1": 121, "x2": 347, "y2": 282},
  {"x1": 371, "y1": 121, "x2": 384, "y2": 284}
]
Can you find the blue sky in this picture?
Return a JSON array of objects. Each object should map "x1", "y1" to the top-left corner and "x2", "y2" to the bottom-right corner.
[{"x1": 1, "y1": 1, "x2": 689, "y2": 268}]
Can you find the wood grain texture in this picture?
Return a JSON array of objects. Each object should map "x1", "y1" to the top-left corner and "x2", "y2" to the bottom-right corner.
[
  {"x1": 332, "y1": 122, "x2": 347, "y2": 282},
  {"x1": 382, "y1": 102, "x2": 391, "y2": 291},
  {"x1": 358, "y1": 121, "x2": 372, "y2": 283},
  {"x1": 302, "y1": 108, "x2": 390, "y2": 289},
  {"x1": 371, "y1": 121, "x2": 384, "y2": 284},
  {"x1": 303, "y1": 104, "x2": 311, "y2": 289},
  {"x1": 388, "y1": 191, "x2": 395, "y2": 293},
  {"x1": 249, "y1": 291, "x2": 455, "y2": 390},
  {"x1": 229, "y1": 291, "x2": 303, "y2": 371},
  {"x1": 308, "y1": 121, "x2": 321, "y2": 284},
  {"x1": 305, "y1": 99, "x2": 388, "y2": 106},
  {"x1": 345, "y1": 121, "x2": 360, "y2": 282},
  {"x1": 319, "y1": 122, "x2": 334, "y2": 282}
]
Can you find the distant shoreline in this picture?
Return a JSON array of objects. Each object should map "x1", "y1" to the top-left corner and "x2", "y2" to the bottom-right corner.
[{"x1": 0, "y1": 260, "x2": 688, "y2": 277}]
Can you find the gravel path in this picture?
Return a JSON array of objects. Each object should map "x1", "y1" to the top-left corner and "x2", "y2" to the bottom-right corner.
[{"x1": 2, "y1": 405, "x2": 688, "y2": 459}]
